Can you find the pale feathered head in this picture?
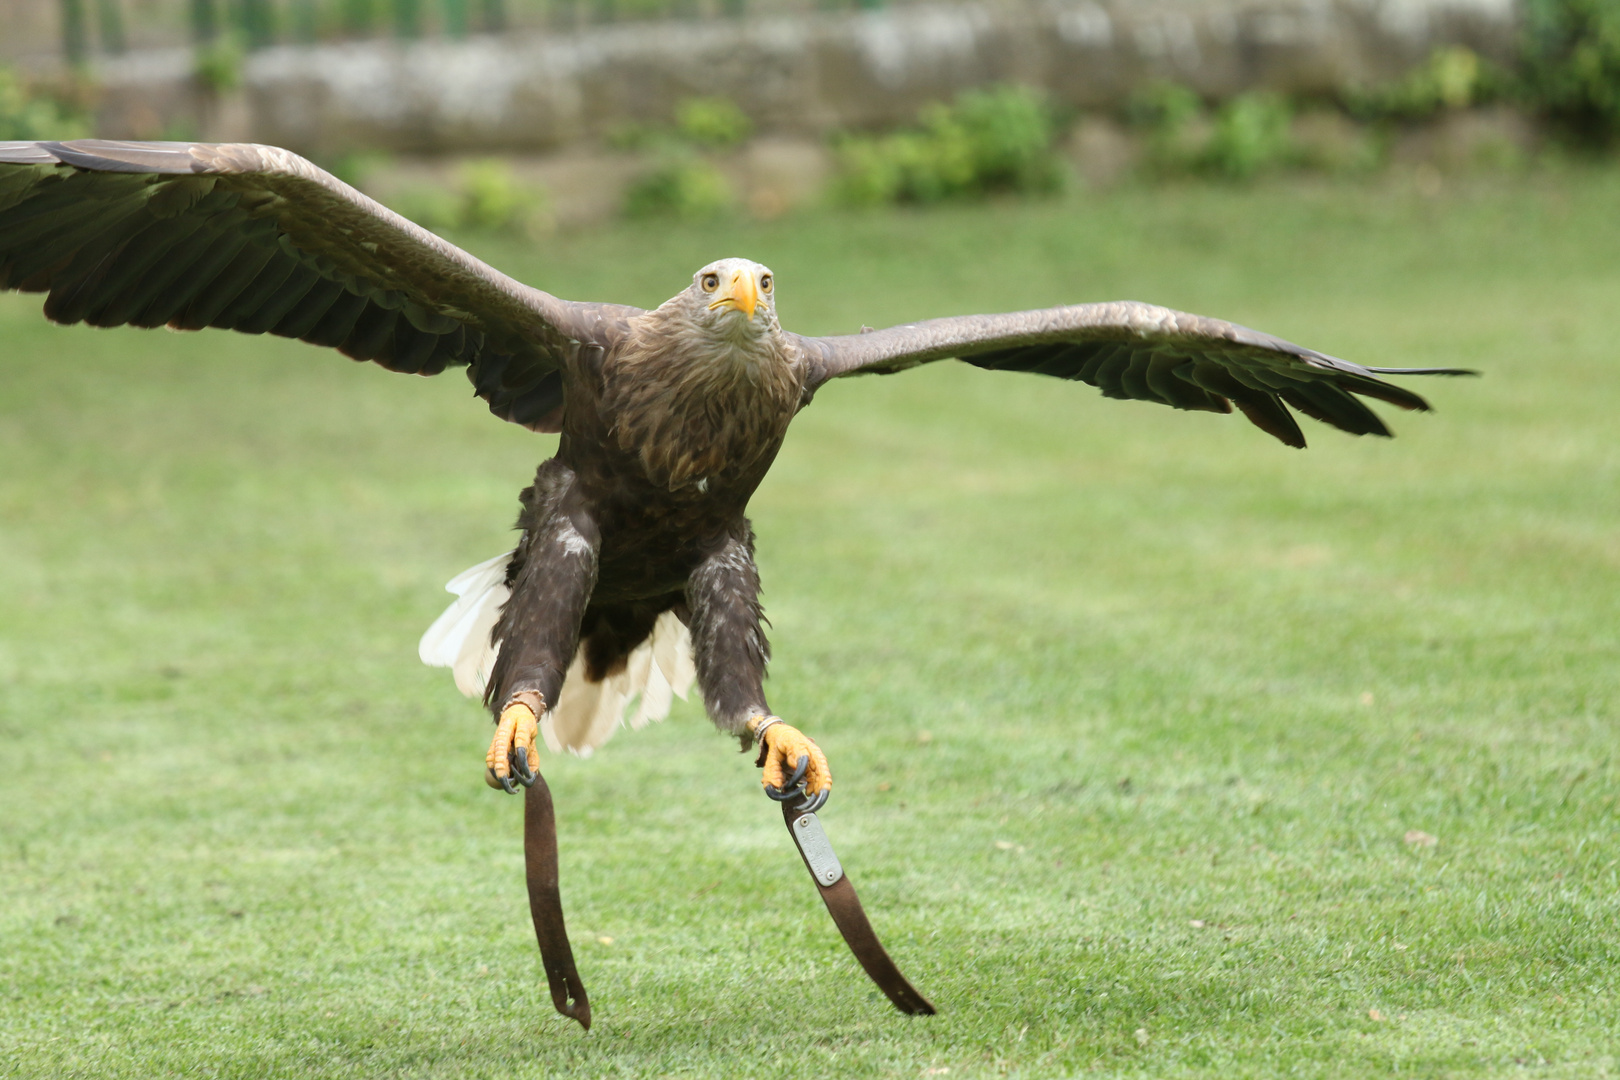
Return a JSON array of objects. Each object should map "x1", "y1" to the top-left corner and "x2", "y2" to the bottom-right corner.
[{"x1": 679, "y1": 257, "x2": 779, "y2": 340}]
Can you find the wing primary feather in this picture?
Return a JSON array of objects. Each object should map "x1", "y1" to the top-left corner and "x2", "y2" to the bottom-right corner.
[
  {"x1": 1090, "y1": 349, "x2": 1132, "y2": 397},
  {"x1": 1184, "y1": 359, "x2": 1254, "y2": 399},
  {"x1": 1320, "y1": 371, "x2": 1440, "y2": 412},
  {"x1": 1232, "y1": 392, "x2": 1307, "y2": 448},
  {"x1": 206, "y1": 249, "x2": 299, "y2": 328},
  {"x1": 303, "y1": 288, "x2": 370, "y2": 347},
  {"x1": 136, "y1": 226, "x2": 252, "y2": 326},
  {"x1": 1279, "y1": 383, "x2": 1391, "y2": 437},
  {"x1": 39, "y1": 211, "x2": 166, "y2": 322},
  {"x1": 1118, "y1": 351, "x2": 1163, "y2": 404},
  {"x1": 1363, "y1": 366, "x2": 1479, "y2": 376},
  {"x1": 340, "y1": 303, "x2": 401, "y2": 361},
  {"x1": 173, "y1": 240, "x2": 280, "y2": 328},
  {"x1": 1151, "y1": 357, "x2": 1227, "y2": 412},
  {"x1": 268, "y1": 276, "x2": 346, "y2": 338},
  {"x1": 78, "y1": 215, "x2": 212, "y2": 321},
  {"x1": 235, "y1": 264, "x2": 324, "y2": 335},
  {"x1": 1035, "y1": 345, "x2": 1100, "y2": 379},
  {"x1": 383, "y1": 323, "x2": 443, "y2": 372},
  {"x1": 1014, "y1": 344, "x2": 1070, "y2": 374},
  {"x1": 88, "y1": 217, "x2": 220, "y2": 326},
  {"x1": 0, "y1": 193, "x2": 146, "y2": 269},
  {"x1": 1075, "y1": 343, "x2": 1128, "y2": 383},
  {"x1": 1168, "y1": 363, "x2": 1233, "y2": 413}
]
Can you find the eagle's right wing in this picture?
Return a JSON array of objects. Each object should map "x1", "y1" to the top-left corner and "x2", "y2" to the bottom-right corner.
[
  {"x1": 794, "y1": 301, "x2": 1474, "y2": 447},
  {"x1": 0, "y1": 140, "x2": 640, "y2": 431}
]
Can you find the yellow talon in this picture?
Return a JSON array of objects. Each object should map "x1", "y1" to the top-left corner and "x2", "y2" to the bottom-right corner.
[
  {"x1": 486, "y1": 698, "x2": 541, "y2": 790},
  {"x1": 748, "y1": 715, "x2": 832, "y2": 798}
]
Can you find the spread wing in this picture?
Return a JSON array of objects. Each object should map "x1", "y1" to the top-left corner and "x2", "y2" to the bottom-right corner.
[
  {"x1": 794, "y1": 302, "x2": 1474, "y2": 447},
  {"x1": 0, "y1": 140, "x2": 638, "y2": 431}
]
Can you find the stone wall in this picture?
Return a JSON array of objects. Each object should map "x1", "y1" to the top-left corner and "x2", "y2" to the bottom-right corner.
[{"x1": 91, "y1": 0, "x2": 1519, "y2": 154}]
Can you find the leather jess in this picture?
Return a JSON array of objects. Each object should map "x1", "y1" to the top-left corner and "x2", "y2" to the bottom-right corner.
[{"x1": 521, "y1": 767, "x2": 933, "y2": 1028}]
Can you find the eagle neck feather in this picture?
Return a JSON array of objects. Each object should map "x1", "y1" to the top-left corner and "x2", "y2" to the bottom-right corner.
[{"x1": 605, "y1": 303, "x2": 800, "y2": 492}]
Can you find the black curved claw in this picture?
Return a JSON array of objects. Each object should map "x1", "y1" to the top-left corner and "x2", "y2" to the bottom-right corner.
[
  {"x1": 764, "y1": 783, "x2": 801, "y2": 802},
  {"x1": 796, "y1": 788, "x2": 830, "y2": 814},
  {"x1": 495, "y1": 769, "x2": 518, "y2": 794},
  {"x1": 786, "y1": 754, "x2": 810, "y2": 790},
  {"x1": 509, "y1": 746, "x2": 535, "y2": 786}
]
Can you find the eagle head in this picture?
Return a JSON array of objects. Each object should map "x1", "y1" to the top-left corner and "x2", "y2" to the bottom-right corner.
[{"x1": 687, "y1": 258, "x2": 778, "y2": 341}]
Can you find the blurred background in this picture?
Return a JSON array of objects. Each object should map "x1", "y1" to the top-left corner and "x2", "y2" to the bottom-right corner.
[
  {"x1": 3, "y1": 0, "x2": 1619, "y2": 230},
  {"x1": 6, "y1": 3, "x2": 1620, "y2": 1074}
]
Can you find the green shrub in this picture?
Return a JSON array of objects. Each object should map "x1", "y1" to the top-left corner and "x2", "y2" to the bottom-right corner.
[
  {"x1": 384, "y1": 159, "x2": 550, "y2": 238},
  {"x1": 1127, "y1": 80, "x2": 1205, "y2": 172},
  {"x1": 948, "y1": 84, "x2": 1066, "y2": 192},
  {"x1": 833, "y1": 125, "x2": 974, "y2": 204},
  {"x1": 1129, "y1": 83, "x2": 1299, "y2": 179},
  {"x1": 1205, "y1": 91, "x2": 1296, "y2": 178},
  {"x1": 193, "y1": 37, "x2": 245, "y2": 95},
  {"x1": 675, "y1": 97, "x2": 752, "y2": 149},
  {"x1": 623, "y1": 155, "x2": 730, "y2": 220},
  {"x1": 0, "y1": 68, "x2": 89, "y2": 141},
  {"x1": 457, "y1": 158, "x2": 550, "y2": 233},
  {"x1": 1346, "y1": 45, "x2": 1495, "y2": 120},
  {"x1": 833, "y1": 84, "x2": 1063, "y2": 205},
  {"x1": 1522, "y1": 0, "x2": 1620, "y2": 143}
]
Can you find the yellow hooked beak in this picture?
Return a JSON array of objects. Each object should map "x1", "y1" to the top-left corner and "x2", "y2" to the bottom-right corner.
[{"x1": 707, "y1": 269, "x2": 758, "y2": 319}]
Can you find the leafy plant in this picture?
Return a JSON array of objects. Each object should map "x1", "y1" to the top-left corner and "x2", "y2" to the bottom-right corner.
[
  {"x1": 1346, "y1": 45, "x2": 1496, "y2": 121},
  {"x1": 1126, "y1": 81, "x2": 1207, "y2": 173},
  {"x1": 193, "y1": 36, "x2": 244, "y2": 94},
  {"x1": 1521, "y1": 0, "x2": 1620, "y2": 143},
  {"x1": 1205, "y1": 91, "x2": 1296, "y2": 179},
  {"x1": 613, "y1": 98, "x2": 750, "y2": 220},
  {"x1": 457, "y1": 158, "x2": 550, "y2": 233},
  {"x1": 1129, "y1": 83, "x2": 1299, "y2": 179},
  {"x1": 385, "y1": 159, "x2": 551, "y2": 238},
  {"x1": 0, "y1": 67, "x2": 90, "y2": 140},
  {"x1": 623, "y1": 154, "x2": 730, "y2": 220},
  {"x1": 675, "y1": 97, "x2": 753, "y2": 150},
  {"x1": 833, "y1": 84, "x2": 1063, "y2": 205}
]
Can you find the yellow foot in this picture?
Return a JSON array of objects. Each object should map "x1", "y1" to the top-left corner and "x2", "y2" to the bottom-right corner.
[
  {"x1": 486, "y1": 697, "x2": 541, "y2": 793},
  {"x1": 748, "y1": 715, "x2": 832, "y2": 812}
]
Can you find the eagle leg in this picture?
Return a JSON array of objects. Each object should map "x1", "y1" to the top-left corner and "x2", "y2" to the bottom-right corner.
[
  {"x1": 486, "y1": 697, "x2": 541, "y2": 792},
  {"x1": 686, "y1": 526, "x2": 833, "y2": 808},
  {"x1": 750, "y1": 715, "x2": 833, "y2": 810},
  {"x1": 483, "y1": 475, "x2": 601, "y2": 792}
]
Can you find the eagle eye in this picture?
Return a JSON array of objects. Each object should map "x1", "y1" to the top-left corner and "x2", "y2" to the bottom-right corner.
[
  {"x1": 760, "y1": 274, "x2": 772, "y2": 293},
  {"x1": 701, "y1": 273, "x2": 719, "y2": 292}
]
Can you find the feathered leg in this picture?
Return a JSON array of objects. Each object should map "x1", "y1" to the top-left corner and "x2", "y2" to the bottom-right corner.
[
  {"x1": 483, "y1": 479, "x2": 600, "y2": 792},
  {"x1": 687, "y1": 524, "x2": 830, "y2": 807}
]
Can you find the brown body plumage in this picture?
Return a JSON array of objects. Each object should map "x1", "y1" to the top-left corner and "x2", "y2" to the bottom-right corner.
[{"x1": 487, "y1": 260, "x2": 803, "y2": 743}]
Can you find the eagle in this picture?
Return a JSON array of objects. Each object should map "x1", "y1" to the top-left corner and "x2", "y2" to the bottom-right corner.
[{"x1": 1, "y1": 138, "x2": 1467, "y2": 894}]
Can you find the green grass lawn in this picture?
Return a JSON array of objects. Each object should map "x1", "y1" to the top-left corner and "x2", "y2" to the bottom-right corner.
[{"x1": 2, "y1": 169, "x2": 1618, "y2": 1078}]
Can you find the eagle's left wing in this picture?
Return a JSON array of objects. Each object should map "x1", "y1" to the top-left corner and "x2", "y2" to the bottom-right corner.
[{"x1": 793, "y1": 301, "x2": 1473, "y2": 447}]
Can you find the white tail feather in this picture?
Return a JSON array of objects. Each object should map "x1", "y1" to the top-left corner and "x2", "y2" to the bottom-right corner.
[
  {"x1": 418, "y1": 550, "x2": 514, "y2": 697},
  {"x1": 421, "y1": 554, "x2": 694, "y2": 755}
]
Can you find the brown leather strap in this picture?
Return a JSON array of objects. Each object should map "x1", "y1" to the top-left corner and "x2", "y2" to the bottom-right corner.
[
  {"x1": 779, "y1": 800, "x2": 936, "y2": 1016},
  {"x1": 523, "y1": 773, "x2": 591, "y2": 1030}
]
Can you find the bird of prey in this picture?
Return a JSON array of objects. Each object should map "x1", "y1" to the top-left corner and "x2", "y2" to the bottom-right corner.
[{"x1": 1, "y1": 138, "x2": 1468, "y2": 862}]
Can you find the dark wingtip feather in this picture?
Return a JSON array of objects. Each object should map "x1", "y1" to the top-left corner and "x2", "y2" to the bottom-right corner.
[
  {"x1": 1279, "y1": 384, "x2": 1392, "y2": 438},
  {"x1": 1363, "y1": 366, "x2": 1481, "y2": 377},
  {"x1": 1233, "y1": 393, "x2": 1307, "y2": 448}
]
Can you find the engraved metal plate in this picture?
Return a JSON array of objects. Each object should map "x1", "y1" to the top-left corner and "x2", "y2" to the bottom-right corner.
[{"x1": 793, "y1": 812, "x2": 844, "y2": 886}]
